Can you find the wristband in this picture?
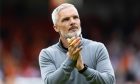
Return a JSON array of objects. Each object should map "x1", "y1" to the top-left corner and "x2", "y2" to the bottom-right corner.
[{"x1": 78, "y1": 64, "x2": 88, "y2": 73}]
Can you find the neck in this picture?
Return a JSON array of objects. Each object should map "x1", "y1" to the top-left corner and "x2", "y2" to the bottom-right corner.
[
  {"x1": 60, "y1": 36, "x2": 69, "y2": 48},
  {"x1": 59, "y1": 34, "x2": 82, "y2": 48}
]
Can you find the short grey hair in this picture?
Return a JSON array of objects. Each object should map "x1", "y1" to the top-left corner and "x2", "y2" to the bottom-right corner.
[{"x1": 51, "y1": 3, "x2": 76, "y2": 25}]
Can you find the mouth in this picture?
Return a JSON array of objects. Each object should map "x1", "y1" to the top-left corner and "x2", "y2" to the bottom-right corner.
[
  {"x1": 65, "y1": 26, "x2": 81, "y2": 39},
  {"x1": 69, "y1": 26, "x2": 78, "y2": 32}
]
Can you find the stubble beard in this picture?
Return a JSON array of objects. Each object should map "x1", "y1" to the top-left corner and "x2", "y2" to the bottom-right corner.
[{"x1": 64, "y1": 28, "x2": 81, "y2": 39}]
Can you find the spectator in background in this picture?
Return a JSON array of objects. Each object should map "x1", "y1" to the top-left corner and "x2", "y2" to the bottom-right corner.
[{"x1": 39, "y1": 3, "x2": 115, "y2": 84}]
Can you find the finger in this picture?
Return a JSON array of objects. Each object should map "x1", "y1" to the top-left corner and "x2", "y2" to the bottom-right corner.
[
  {"x1": 69, "y1": 46, "x2": 77, "y2": 54},
  {"x1": 68, "y1": 39, "x2": 80, "y2": 53},
  {"x1": 70, "y1": 37, "x2": 80, "y2": 46},
  {"x1": 67, "y1": 38, "x2": 71, "y2": 43},
  {"x1": 72, "y1": 51, "x2": 79, "y2": 60},
  {"x1": 73, "y1": 47, "x2": 82, "y2": 60},
  {"x1": 67, "y1": 52, "x2": 76, "y2": 61},
  {"x1": 67, "y1": 37, "x2": 75, "y2": 44},
  {"x1": 77, "y1": 46, "x2": 83, "y2": 52},
  {"x1": 73, "y1": 39, "x2": 81, "y2": 48},
  {"x1": 72, "y1": 47, "x2": 82, "y2": 55},
  {"x1": 69, "y1": 42, "x2": 82, "y2": 56},
  {"x1": 68, "y1": 47, "x2": 82, "y2": 61}
]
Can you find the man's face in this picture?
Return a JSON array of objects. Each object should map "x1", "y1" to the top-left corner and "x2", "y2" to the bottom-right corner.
[{"x1": 54, "y1": 6, "x2": 81, "y2": 39}]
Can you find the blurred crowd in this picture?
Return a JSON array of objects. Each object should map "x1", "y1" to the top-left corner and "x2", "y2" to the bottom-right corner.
[{"x1": 1, "y1": 0, "x2": 140, "y2": 84}]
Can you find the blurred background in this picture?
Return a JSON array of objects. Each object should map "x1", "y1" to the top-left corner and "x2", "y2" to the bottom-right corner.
[{"x1": 0, "y1": 0, "x2": 140, "y2": 84}]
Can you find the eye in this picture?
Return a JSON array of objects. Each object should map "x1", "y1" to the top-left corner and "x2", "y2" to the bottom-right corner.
[
  {"x1": 73, "y1": 15, "x2": 79, "y2": 19},
  {"x1": 62, "y1": 17, "x2": 69, "y2": 22}
]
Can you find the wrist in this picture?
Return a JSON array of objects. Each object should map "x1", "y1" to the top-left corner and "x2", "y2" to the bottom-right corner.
[
  {"x1": 78, "y1": 64, "x2": 88, "y2": 73},
  {"x1": 77, "y1": 64, "x2": 84, "y2": 70}
]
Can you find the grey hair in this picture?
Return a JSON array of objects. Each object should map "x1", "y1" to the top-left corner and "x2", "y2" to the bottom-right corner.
[{"x1": 51, "y1": 3, "x2": 76, "y2": 25}]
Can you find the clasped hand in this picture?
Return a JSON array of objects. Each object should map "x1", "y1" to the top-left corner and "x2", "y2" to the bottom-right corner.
[
  {"x1": 67, "y1": 37, "x2": 82, "y2": 61},
  {"x1": 67, "y1": 37, "x2": 84, "y2": 70}
]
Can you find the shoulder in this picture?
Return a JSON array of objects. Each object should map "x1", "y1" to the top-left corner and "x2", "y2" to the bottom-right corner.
[
  {"x1": 83, "y1": 38, "x2": 109, "y2": 60},
  {"x1": 39, "y1": 43, "x2": 58, "y2": 59},
  {"x1": 83, "y1": 38, "x2": 105, "y2": 49},
  {"x1": 42, "y1": 42, "x2": 59, "y2": 53},
  {"x1": 82, "y1": 38, "x2": 108, "y2": 56}
]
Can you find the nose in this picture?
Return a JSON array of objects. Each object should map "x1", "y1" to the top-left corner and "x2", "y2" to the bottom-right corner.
[{"x1": 70, "y1": 18, "x2": 76, "y2": 25}]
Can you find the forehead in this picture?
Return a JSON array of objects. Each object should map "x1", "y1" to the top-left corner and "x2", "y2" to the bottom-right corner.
[{"x1": 58, "y1": 6, "x2": 79, "y2": 19}]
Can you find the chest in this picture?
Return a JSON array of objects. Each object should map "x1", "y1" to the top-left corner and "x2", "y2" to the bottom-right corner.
[{"x1": 51, "y1": 48, "x2": 97, "y2": 70}]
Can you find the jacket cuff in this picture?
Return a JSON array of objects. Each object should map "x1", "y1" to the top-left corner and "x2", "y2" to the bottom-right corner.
[{"x1": 61, "y1": 57, "x2": 76, "y2": 72}]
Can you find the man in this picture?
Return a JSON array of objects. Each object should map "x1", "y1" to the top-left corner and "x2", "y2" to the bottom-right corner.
[{"x1": 39, "y1": 3, "x2": 115, "y2": 84}]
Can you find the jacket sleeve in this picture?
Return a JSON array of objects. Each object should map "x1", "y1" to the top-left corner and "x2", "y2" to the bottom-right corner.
[
  {"x1": 81, "y1": 43, "x2": 115, "y2": 84},
  {"x1": 39, "y1": 49, "x2": 76, "y2": 84}
]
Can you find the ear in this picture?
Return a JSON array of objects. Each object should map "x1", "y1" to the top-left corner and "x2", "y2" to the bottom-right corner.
[{"x1": 53, "y1": 25, "x2": 59, "y2": 32}]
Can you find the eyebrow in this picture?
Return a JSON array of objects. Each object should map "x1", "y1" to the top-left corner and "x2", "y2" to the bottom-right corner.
[
  {"x1": 61, "y1": 17, "x2": 70, "y2": 22},
  {"x1": 61, "y1": 15, "x2": 79, "y2": 22}
]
